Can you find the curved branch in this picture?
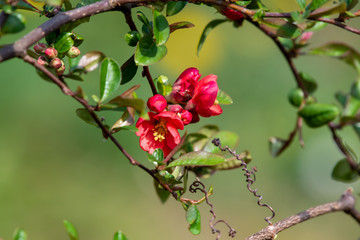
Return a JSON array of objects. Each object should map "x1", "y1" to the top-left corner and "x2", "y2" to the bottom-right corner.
[{"x1": 246, "y1": 188, "x2": 360, "y2": 240}]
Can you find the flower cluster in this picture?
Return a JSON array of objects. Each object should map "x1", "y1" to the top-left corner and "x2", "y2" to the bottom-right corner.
[
  {"x1": 33, "y1": 43, "x2": 80, "y2": 76},
  {"x1": 136, "y1": 68, "x2": 223, "y2": 156}
]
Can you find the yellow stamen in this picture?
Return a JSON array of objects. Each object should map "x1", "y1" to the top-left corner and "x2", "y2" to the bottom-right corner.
[{"x1": 152, "y1": 119, "x2": 168, "y2": 142}]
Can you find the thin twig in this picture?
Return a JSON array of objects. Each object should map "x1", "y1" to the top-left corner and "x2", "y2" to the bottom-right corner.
[{"x1": 246, "y1": 188, "x2": 359, "y2": 240}]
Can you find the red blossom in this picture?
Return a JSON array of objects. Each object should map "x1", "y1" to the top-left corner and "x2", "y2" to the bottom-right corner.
[
  {"x1": 147, "y1": 94, "x2": 167, "y2": 113},
  {"x1": 168, "y1": 104, "x2": 193, "y2": 125},
  {"x1": 136, "y1": 111, "x2": 184, "y2": 156},
  {"x1": 221, "y1": 7, "x2": 244, "y2": 20},
  {"x1": 170, "y1": 68, "x2": 201, "y2": 103}
]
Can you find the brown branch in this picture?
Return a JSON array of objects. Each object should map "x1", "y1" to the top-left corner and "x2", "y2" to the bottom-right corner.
[
  {"x1": 246, "y1": 188, "x2": 359, "y2": 240},
  {"x1": 22, "y1": 53, "x2": 178, "y2": 199}
]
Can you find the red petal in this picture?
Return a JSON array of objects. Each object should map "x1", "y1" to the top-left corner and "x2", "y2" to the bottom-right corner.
[
  {"x1": 139, "y1": 129, "x2": 164, "y2": 154},
  {"x1": 166, "y1": 124, "x2": 181, "y2": 149},
  {"x1": 155, "y1": 111, "x2": 184, "y2": 130},
  {"x1": 192, "y1": 75, "x2": 218, "y2": 109}
]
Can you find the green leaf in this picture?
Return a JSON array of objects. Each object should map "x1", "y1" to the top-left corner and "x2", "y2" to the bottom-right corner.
[
  {"x1": 197, "y1": 19, "x2": 227, "y2": 56},
  {"x1": 299, "y1": 72, "x2": 318, "y2": 93},
  {"x1": 298, "y1": 103, "x2": 340, "y2": 127},
  {"x1": 341, "y1": 96, "x2": 360, "y2": 123},
  {"x1": 193, "y1": 125, "x2": 219, "y2": 151},
  {"x1": 121, "y1": 55, "x2": 138, "y2": 85},
  {"x1": 211, "y1": 154, "x2": 251, "y2": 170},
  {"x1": 169, "y1": 21, "x2": 195, "y2": 33},
  {"x1": 202, "y1": 131, "x2": 239, "y2": 155},
  {"x1": 63, "y1": 220, "x2": 79, "y2": 240},
  {"x1": 110, "y1": 110, "x2": 134, "y2": 133},
  {"x1": 135, "y1": 34, "x2": 167, "y2": 66},
  {"x1": 71, "y1": 32, "x2": 84, "y2": 47},
  {"x1": 216, "y1": 89, "x2": 233, "y2": 105},
  {"x1": 54, "y1": 32, "x2": 74, "y2": 53},
  {"x1": 76, "y1": 108, "x2": 97, "y2": 126},
  {"x1": 351, "y1": 80, "x2": 360, "y2": 100},
  {"x1": 235, "y1": 1, "x2": 252, "y2": 6},
  {"x1": 296, "y1": 0, "x2": 306, "y2": 10},
  {"x1": 136, "y1": 11, "x2": 151, "y2": 31},
  {"x1": 46, "y1": 31, "x2": 57, "y2": 45},
  {"x1": 346, "y1": 0, "x2": 358, "y2": 10},
  {"x1": 153, "y1": 10, "x2": 170, "y2": 46},
  {"x1": 260, "y1": 19, "x2": 302, "y2": 39},
  {"x1": 335, "y1": 91, "x2": 347, "y2": 107},
  {"x1": 148, "y1": 148, "x2": 164, "y2": 163},
  {"x1": 288, "y1": 88, "x2": 304, "y2": 107},
  {"x1": 156, "y1": 170, "x2": 181, "y2": 184},
  {"x1": 107, "y1": 96, "x2": 145, "y2": 113},
  {"x1": 61, "y1": 17, "x2": 90, "y2": 33},
  {"x1": 154, "y1": 75, "x2": 172, "y2": 95},
  {"x1": 154, "y1": 179, "x2": 170, "y2": 203},
  {"x1": 166, "y1": 1, "x2": 187, "y2": 16},
  {"x1": 166, "y1": 151, "x2": 226, "y2": 168},
  {"x1": 124, "y1": 31, "x2": 142, "y2": 47},
  {"x1": 77, "y1": 51, "x2": 106, "y2": 73},
  {"x1": 113, "y1": 231, "x2": 128, "y2": 240},
  {"x1": 186, "y1": 205, "x2": 201, "y2": 235},
  {"x1": 309, "y1": 1, "x2": 346, "y2": 18},
  {"x1": 269, "y1": 137, "x2": 287, "y2": 157},
  {"x1": 308, "y1": 0, "x2": 331, "y2": 11},
  {"x1": 331, "y1": 159, "x2": 359, "y2": 183},
  {"x1": 100, "y1": 58, "x2": 121, "y2": 103},
  {"x1": 13, "y1": 228, "x2": 27, "y2": 240},
  {"x1": 1, "y1": 12, "x2": 26, "y2": 34},
  {"x1": 309, "y1": 43, "x2": 360, "y2": 75}
]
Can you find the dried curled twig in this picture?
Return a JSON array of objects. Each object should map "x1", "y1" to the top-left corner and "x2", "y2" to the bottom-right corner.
[
  {"x1": 212, "y1": 138, "x2": 276, "y2": 225},
  {"x1": 189, "y1": 180, "x2": 236, "y2": 240}
]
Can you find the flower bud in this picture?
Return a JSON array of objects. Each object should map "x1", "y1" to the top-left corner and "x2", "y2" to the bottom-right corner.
[
  {"x1": 33, "y1": 43, "x2": 48, "y2": 54},
  {"x1": 221, "y1": 7, "x2": 244, "y2": 20},
  {"x1": 49, "y1": 58, "x2": 62, "y2": 69},
  {"x1": 55, "y1": 61, "x2": 65, "y2": 76},
  {"x1": 299, "y1": 32, "x2": 313, "y2": 45},
  {"x1": 44, "y1": 47, "x2": 58, "y2": 59},
  {"x1": 179, "y1": 110, "x2": 192, "y2": 125},
  {"x1": 147, "y1": 94, "x2": 167, "y2": 113},
  {"x1": 66, "y1": 46, "x2": 81, "y2": 58},
  {"x1": 37, "y1": 55, "x2": 48, "y2": 66}
]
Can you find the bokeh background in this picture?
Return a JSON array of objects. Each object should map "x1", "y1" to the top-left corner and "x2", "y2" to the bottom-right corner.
[{"x1": 1, "y1": 0, "x2": 360, "y2": 239}]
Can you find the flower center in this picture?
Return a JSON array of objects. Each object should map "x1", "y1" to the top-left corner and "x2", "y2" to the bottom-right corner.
[{"x1": 152, "y1": 119, "x2": 168, "y2": 142}]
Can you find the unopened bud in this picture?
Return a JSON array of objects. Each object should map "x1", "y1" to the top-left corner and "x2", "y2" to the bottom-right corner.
[
  {"x1": 33, "y1": 43, "x2": 48, "y2": 54},
  {"x1": 55, "y1": 62, "x2": 65, "y2": 76},
  {"x1": 49, "y1": 58, "x2": 62, "y2": 69},
  {"x1": 147, "y1": 94, "x2": 167, "y2": 113},
  {"x1": 179, "y1": 110, "x2": 192, "y2": 125},
  {"x1": 220, "y1": 7, "x2": 244, "y2": 21},
  {"x1": 299, "y1": 32, "x2": 313, "y2": 45},
  {"x1": 37, "y1": 56, "x2": 48, "y2": 66},
  {"x1": 66, "y1": 46, "x2": 80, "y2": 58},
  {"x1": 44, "y1": 47, "x2": 58, "y2": 59}
]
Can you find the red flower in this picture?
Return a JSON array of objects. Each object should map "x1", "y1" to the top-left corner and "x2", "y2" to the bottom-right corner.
[
  {"x1": 185, "y1": 74, "x2": 222, "y2": 121},
  {"x1": 147, "y1": 94, "x2": 167, "y2": 113},
  {"x1": 136, "y1": 111, "x2": 184, "y2": 156},
  {"x1": 221, "y1": 7, "x2": 244, "y2": 20},
  {"x1": 170, "y1": 68, "x2": 201, "y2": 104},
  {"x1": 168, "y1": 104, "x2": 193, "y2": 125}
]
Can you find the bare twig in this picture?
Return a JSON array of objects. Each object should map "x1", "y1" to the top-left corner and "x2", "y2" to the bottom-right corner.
[{"x1": 246, "y1": 188, "x2": 359, "y2": 240}]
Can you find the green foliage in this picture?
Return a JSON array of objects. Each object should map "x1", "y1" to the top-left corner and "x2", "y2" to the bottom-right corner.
[
  {"x1": 166, "y1": 1, "x2": 187, "y2": 16},
  {"x1": 169, "y1": 21, "x2": 195, "y2": 33},
  {"x1": 154, "y1": 75, "x2": 172, "y2": 95},
  {"x1": 216, "y1": 89, "x2": 233, "y2": 105},
  {"x1": 76, "y1": 108, "x2": 98, "y2": 126},
  {"x1": 120, "y1": 55, "x2": 138, "y2": 85},
  {"x1": 186, "y1": 205, "x2": 201, "y2": 235},
  {"x1": 148, "y1": 148, "x2": 164, "y2": 164},
  {"x1": 299, "y1": 72, "x2": 318, "y2": 94},
  {"x1": 332, "y1": 159, "x2": 359, "y2": 182},
  {"x1": 288, "y1": 88, "x2": 304, "y2": 107},
  {"x1": 166, "y1": 151, "x2": 226, "y2": 168},
  {"x1": 260, "y1": 19, "x2": 302, "y2": 39},
  {"x1": 124, "y1": 31, "x2": 142, "y2": 47},
  {"x1": 63, "y1": 220, "x2": 79, "y2": 240},
  {"x1": 135, "y1": 34, "x2": 167, "y2": 66},
  {"x1": 197, "y1": 19, "x2": 227, "y2": 56},
  {"x1": 269, "y1": 137, "x2": 287, "y2": 157},
  {"x1": 113, "y1": 231, "x2": 128, "y2": 240},
  {"x1": 13, "y1": 229, "x2": 27, "y2": 240},
  {"x1": 54, "y1": 32, "x2": 74, "y2": 53},
  {"x1": 1, "y1": 12, "x2": 26, "y2": 34},
  {"x1": 100, "y1": 58, "x2": 121, "y2": 103},
  {"x1": 153, "y1": 10, "x2": 170, "y2": 46}
]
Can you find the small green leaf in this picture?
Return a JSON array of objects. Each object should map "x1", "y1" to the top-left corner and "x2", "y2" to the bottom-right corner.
[
  {"x1": 54, "y1": 32, "x2": 74, "y2": 53},
  {"x1": 76, "y1": 108, "x2": 97, "y2": 126},
  {"x1": 216, "y1": 89, "x2": 233, "y2": 105},
  {"x1": 351, "y1": 80, "x2": 360, "y2": 100},
  {"x1": 124, "y1": 31, "x2": 142, "y2": 47},
  {"x1": 166, "y1": 151, "x2": 226, "y2": 168},
  {"x1": 299, "y1": 103, "x2": 340, "y2": 127},
  {"x1": 153, "y1": 10, "x2": 170, "y2": 46},
  {"x1": 346, "y1": 0, "x2": 358, "y2": 10},
  {"x1": 46, "y1": 31, "x2": 57, "y2": 45},
  {"x1": 309, "y1": 1, "x2": 346, "y2": 18},
  {"x1": 309, "y1": 43, "x2": 360, "y2": 75},
  {"x1": 296, "y1": 0, "x2": 306, "y2": 10},
  {"x1": 121, "y1": 55, "x2": 138, "y2": 85},
  {"x1": 169, "y1": 21, "x2": 195, "y2": 33},
  {"x1": 288, "y1": 88, "x2": 304, "y2": 107},
  {"x1": 136, "y1": 11, "x2": 151, "y2": 30},
  {"x1": 186, "y1": 205, "x2": 201, "y2": 235},
  {"x1": 135, "y1": 34, "x2": 168, "y2": 66},
  {"x1": 341, "y1": 96, "x2": 360, "y2": 123},
  {"x1": 166, "y1": 1, "x2": 187, "y2": 16},
  {"x1": 13, "y1": 228, "x2": 27, "y2": 240},
  {"x1": 71, "y1": 32, "x2": 84, "y2": 47},
  {"x1": 110, "y1": 110, "x2": 134, "y2": 133},
  {"x1": 269, "y1": 137, "x2": 287, "y2": 157},
  {"x1": 149, "y1": 148, "x2": 164, "y2": 163},
  {"x1": 299, "y1": 72, "x2": 318, "y2": 93},
  {"x1": 113, "y1": 231, "x2": 128, "y2": 240},
  {"x1": 308, "y1": 0, "x2": 331, "y2": 11},
  {"x1": 197, "y1": 19, "x2": 227, "y2": 56},
  {"x1": 1, "y1": 12, "x2": 26, "y2": 34},
  {"x1": 193, "y1": 125, "x2": 219, "y2": 151},
  {"x1": 107, "y1": 96, "x2": 145, "y2": 113},
  {"x1": 100, "y1": 58, "x2": 121, "y2": 103},
  {"x1": 335, "y1": 91, "x2": 347, "y2": 107},
  {"x1": 202, "y1": 131, "x2": 239, "y2": 155},
  {"x1": 77, "y1": 51, "x2": 105, "y2": 73},
  {"x1": 235, "y1": 1, "x2": 251, "y2": 6},
  {"x1": 261, "y1": 19, "x2": 302, "y2": 39},
  {"x1": 154, "y1": 179, "x2": 170, "y2": 203},
  {"x1": 154, "y1": 75, "x2": 172, "y2": 95},
  {"x1": 63, "y1": 220, "x2": 79, "y2": 240},
  {"x1": 332, "y1": 159, "x2": 359, "y2": 183}
]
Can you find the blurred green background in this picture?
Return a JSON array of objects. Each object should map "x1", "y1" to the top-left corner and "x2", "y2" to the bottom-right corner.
[{"x1": 1, "y1": 0, "x2": 360, "y2": 239}]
